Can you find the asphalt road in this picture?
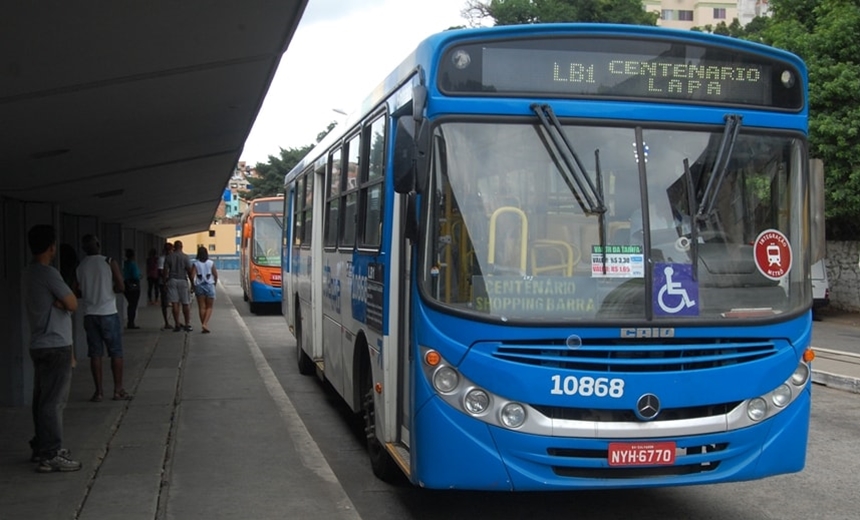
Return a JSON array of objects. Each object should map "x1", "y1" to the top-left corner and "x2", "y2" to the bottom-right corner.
[{"x1": 221, "y1": 271, "x2": 860, "y2": 520}]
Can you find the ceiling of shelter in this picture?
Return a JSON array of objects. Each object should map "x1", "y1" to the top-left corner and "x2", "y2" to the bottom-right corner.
[{"x1": 0, "y1": 2, "x2": 307, "y2": 237}]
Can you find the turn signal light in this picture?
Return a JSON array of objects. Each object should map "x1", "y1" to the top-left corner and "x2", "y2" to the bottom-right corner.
[
  {"x1": 424, "y1": 350, "x2": 441, "y2": 367},
  {"x1": 803, "y1": 348, "x2": 815, "y2": 362}
]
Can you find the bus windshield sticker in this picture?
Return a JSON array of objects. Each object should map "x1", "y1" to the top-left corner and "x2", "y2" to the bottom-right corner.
[
  {"x1": 591, "y1": 245, "x2": 644, "y2": 278},
  {"x1": 653, "y1": 263, "x2": 699, "y2": 316},
  {"x1": 753, "y1": 229, "x2": 792, "y2": 280},
  {"x1": 472, "y1": 276, "x2": 596, "y2": 316}
]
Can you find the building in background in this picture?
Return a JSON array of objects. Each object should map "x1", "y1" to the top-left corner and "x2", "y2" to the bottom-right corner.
[
  {"x1": 644, "y1": 0, "x2": 740, "y2": 30},
  {"x1": 167, "y1": 222, "x2": 241, "y2": 269},
  {"x1": 218, "y1": 161, "x2": 255, "y2": 221}
]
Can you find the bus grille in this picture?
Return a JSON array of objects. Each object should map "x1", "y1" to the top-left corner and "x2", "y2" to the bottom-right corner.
[
  {"x1": 548, "y1": 443, "x2": 727, "y2": 479},
  {"x1": 532, "y1": 400, "x2": 742, "y2": 422},
  {"x1": 490, "y1": 338, "x2": 776, "y2": 372}
]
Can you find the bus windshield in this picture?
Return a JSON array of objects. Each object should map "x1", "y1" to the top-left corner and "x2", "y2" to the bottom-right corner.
[
  {"x1": 252, "y1": 215, "x2": 282, "y2": 267},
  {"x1": 421, "y1": 120, "x2": 807, "y2": 322}
]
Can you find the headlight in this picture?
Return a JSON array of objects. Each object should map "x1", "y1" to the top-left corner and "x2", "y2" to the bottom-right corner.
[
  {"x1": 747, "y1": 397, "x2": 767, "y2": 421},
  {"x1": 771, "y1": 384, "x2": 792, "y2": 408},
  {"x1": 433, "y1": 366, "x2": 459, "y2": 393},
  {"x1": 500, "y1": 403, "x2": 526, "y2": 428},
  {"x1": 790, "y1": 363, "x2": 810, "y2": 386},
  {"x1": 464, "y1": 389, "x2": 490, "y2": 415}
]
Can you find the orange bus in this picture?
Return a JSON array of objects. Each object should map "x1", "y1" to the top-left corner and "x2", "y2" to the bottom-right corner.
[{"x1": 239, "y1": 196, "x2": 284, "y2": 313}]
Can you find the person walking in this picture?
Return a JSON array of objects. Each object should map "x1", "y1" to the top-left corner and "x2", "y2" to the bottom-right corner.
[
  {"x1": 24, "y1": 225, "x2": 82, "y2": 473},
  {"x1": 158, "y1": 242, "x2": 174, "y2": 329},
  {"x1": 191, "y1": 246, "x2": 219, "y2": 333},
  {"x1": 122, "y1": 249, "x2": 142, "y2": 329},
  {"x1": 145, "y1": 248, "x2": 159, "y2": 305},
  {"x1": 164, "y1": 240, "x2": 193, "y2": 332},
  {"x1": 76, "y1": 235, "x2": 131, "y2": 402}
]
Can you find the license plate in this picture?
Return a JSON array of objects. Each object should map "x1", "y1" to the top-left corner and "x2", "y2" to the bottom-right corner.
[
  {"x1": 608, "y1": 441, "x2": 676, "y2": 466},
  {"x1": 271, "y1": 274, "x2": 282, "y2": 281}
]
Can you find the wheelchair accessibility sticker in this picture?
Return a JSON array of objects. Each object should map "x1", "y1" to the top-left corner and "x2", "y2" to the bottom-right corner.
[{"x1": 653, "y1": 263, "x2": 698, "y2": 316}]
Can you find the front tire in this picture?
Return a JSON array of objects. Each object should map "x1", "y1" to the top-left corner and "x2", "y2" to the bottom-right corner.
[
  {"x1": 361, "y1": 365, "x2": 400, "y2": 482},
  {"x1": 296, "y1": 307, "x2": 314, "y2": 376}
]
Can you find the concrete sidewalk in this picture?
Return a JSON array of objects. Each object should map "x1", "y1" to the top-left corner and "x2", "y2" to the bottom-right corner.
[{"x1": 0, "y1": 285, "x2": 360, "y2": 520}]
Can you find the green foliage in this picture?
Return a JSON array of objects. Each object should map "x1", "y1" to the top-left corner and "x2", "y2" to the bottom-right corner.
[
  {"x1": 239, "y1": 121, "x2": 338, "y2": 200},
  {"x1": 762, "y1": 0, "x2": 860, "y2": 238},
  {"x1": 240, "y1": 145, "x2": 312, "y2": 200},
  {"x1": 464, "y1": 0, "x2": 658, "y2": 26}
]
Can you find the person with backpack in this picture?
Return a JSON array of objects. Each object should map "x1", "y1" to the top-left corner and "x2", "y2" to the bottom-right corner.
[{"x1": 191, "y1": 246, "x2": 218, "y2": 333}]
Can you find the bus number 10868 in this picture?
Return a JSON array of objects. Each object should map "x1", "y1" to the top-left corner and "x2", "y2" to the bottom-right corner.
[{"x1": 550, "y1": 375, "x2": 625, "y2": 398}]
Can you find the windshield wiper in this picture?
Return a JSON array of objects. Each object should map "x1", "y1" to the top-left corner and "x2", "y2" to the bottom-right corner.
[
  {"x1": 531, "y1": 103, "x2": 606, "y2": 215},
  {"x1": 683, "y1": 158, "x2": 698, "y2": 281},
  {"x1": 696, "y1": 114, "x2": 742, "y2": 222}
]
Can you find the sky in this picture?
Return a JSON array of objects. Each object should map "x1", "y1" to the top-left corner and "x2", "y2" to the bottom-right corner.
[{"x1": 239, "y1": 0, "x2": 477, "y2": 166}]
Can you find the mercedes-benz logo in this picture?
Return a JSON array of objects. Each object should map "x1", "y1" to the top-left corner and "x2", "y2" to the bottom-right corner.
[{"x1": 635, "y1": 393, "x2": 661, "y2": 421}]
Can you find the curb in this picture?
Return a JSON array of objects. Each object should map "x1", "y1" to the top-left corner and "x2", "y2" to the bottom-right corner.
[{"x1": 811, "y1": 369, "x2": 860, "y2": 394}]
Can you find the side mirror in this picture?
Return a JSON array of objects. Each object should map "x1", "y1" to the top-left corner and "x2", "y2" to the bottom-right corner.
[
  {"x1": 414, "y1": 120, "x2": 430, "y2": 194},
  {"x1": 242, "y1": 222, "x2": 251, "y2": 240},
  {"x1": 393, "y1": 118, "x2": 417, "y2": 194}
]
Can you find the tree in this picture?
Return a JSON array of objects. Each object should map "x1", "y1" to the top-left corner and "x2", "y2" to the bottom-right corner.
[
  {"x1": 239, "y1": 122, "x2": 338, "y2": 200},
  {"x1": 762, "y1": 0, "x2": 860, "y2": 239},
  {"x1": 463, "y1": 0, "x2": 658, "y2": 27}
]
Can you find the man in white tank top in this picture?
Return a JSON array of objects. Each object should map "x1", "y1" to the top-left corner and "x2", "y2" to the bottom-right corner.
[{"x1": 75, "y1": 235, "x2": 131, "y2": 402}]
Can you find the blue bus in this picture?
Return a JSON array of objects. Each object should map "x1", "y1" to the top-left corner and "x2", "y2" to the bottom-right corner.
[{"x1": 282, "y1": 23, "x2": 816, "y2": 490}]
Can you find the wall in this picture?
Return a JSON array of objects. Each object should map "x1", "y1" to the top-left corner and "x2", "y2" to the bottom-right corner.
[{"x1": 823, "y1": 241, "x2": 860, "y2": 311}]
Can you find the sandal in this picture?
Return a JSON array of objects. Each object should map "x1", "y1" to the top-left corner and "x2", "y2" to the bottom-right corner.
[
  {"x1": 113, "y1": 390, "x2": 132, "y2": 401},
  {"x1": 89, "y1": 393, "x2": 103, "y2": 403}
]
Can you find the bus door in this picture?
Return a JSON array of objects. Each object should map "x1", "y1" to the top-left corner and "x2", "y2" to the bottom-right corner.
[{"x1": 387, "y1": 191, "x2": 412, "y2": 451}]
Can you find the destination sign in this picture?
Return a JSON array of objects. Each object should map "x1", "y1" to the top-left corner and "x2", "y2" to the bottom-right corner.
[{"x1": 438, "y1": 37, "x2": 803, "y2": 109}]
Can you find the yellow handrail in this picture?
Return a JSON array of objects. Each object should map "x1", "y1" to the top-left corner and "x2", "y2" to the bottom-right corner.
[{"x1": 488, "y1": 206, "x2": 528, "y2": 274}]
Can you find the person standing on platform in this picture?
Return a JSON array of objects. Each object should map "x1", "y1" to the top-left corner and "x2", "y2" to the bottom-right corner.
[
  {"x1": 76, "y1": 235, "x2": 131, "y2": 402},
  {"x1": 122, "y1": 249, "x2": 141, "y2": 329},
  {"x1": 158, "y1": 242, "x2": 174, "y2": 330},
  {"x1": 164, "y1": 240, "x2": 193, "y2": 332},
  {"x1": 145, "y1": 248, "x2": 159, "y2": 305},
  {"x1": 24, "y1": 224, "x2": 82, "y2": 473}
]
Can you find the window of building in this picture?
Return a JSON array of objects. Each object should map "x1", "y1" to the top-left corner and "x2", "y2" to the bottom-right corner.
[
  {"x1": 661, "y1": 9, "x2": 674, "y2": 20},
  {"x1": 208, "y1": 230, "x2": 216, "y2": 237},
  {"x1": 679, "y1": 10, "x2": 693, "y2": 21},
  {"x1": 714, "y1": 8, "x2": 726, "y2": 19},
  {"x1": 208, "y1": 244, "x2": 216, "y2": 252}
]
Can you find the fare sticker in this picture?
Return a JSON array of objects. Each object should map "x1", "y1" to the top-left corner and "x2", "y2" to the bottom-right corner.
[{"x1": 754, "y1": 229, "x2": 792, "y2": 280}]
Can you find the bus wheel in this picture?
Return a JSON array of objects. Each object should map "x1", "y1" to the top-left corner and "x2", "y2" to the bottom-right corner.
[
  {"x1": 249, "y1": 302, "x2": 258, "y2": 314},
  {"x1": 296, "y1": 309, "x2": 314, "y2": 375},
  {"x1": 361, "y1": 368, "x2": 400, "y2": 482}
]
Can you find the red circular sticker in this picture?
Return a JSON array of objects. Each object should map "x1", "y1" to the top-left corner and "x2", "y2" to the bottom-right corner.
[{"x1": 754, "y1": 229, "x2": 792, "y2": 280}]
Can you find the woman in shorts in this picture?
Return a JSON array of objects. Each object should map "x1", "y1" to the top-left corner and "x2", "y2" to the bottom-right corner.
[{"x1": 191, "y1": 246, "x2": 218, "y2": 333}]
